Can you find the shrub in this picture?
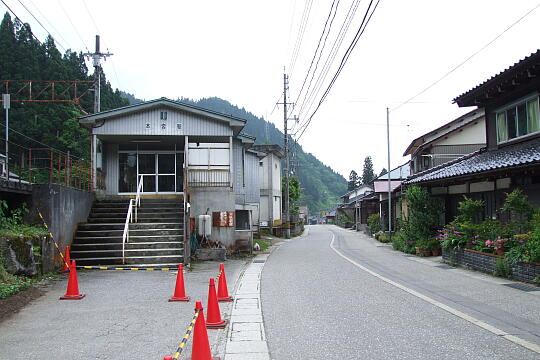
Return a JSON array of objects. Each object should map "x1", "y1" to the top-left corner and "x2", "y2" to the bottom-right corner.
[
  {"x1": 401, "y1": 185, "x2": 442, "y2": 248},
  {"x1": 367, "y1": 213, "x2": 381, "y2": 233},
  {"x1": 392, "y1": 232, "x2": 406, "y2": 251},
  {"x1": 494, "y1": 258, "x2": 512, "y2": 278}
]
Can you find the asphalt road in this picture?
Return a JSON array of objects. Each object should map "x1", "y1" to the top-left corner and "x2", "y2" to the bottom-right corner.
[
  {"x1": 0, "y1": 260, "x2": 245, "y2": 360},
  {"x1": 261, "y1": 225, "x2": 540, "y2": 360}
]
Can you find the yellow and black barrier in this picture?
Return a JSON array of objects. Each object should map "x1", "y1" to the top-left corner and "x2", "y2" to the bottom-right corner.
[
  {"x1": 37, "y1": 209, "x2": 70, "y2": 269},
  {"x1": 77, "y1": 266, "x2": 173, "y2": 271},
  {"x1": 171, "y1": 309, "x2": 200, "y2": 359}
]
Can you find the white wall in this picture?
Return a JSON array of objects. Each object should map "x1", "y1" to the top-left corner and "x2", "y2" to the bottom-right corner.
[{"x1": 436, "y1": 117, "x2": 486, "y2": 146}]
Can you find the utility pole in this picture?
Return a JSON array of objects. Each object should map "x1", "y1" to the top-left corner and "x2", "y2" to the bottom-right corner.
[
  {"x1": 386, "y1": 107, "x2": 392, "y2": 236},
  {"x1": 283, "y1": 73, "x2": 291, "y2": 238},
  {"x1": 3, "y1": 94, "x2": 9, "y2": 181},
  {"x1": 84, "y1": 35, "x2": 112, "y2": 113}
]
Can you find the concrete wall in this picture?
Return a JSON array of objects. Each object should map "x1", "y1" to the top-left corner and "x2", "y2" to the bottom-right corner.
[
  {"x1": 189, "y1": 187, "x2": 236, "y2": 248},
  {"x1": 30, "y1": 184, "x2": 94, "y2": 272}
]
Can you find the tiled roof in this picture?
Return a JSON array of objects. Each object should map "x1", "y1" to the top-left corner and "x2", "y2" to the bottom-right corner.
[
  {"x1": 405, "y1": 138, "x2": 540, "y2": 184},
  {"x1": 453, "y1": 50, "x2": 540, "y2": 106}
]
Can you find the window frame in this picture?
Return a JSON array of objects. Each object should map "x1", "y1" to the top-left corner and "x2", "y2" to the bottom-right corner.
[{"x1": 495, "y1": 93, "x2": 539, "y2": 144}]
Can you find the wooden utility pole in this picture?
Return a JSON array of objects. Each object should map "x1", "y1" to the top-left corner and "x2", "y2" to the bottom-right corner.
[{"x1": 283, "y1": 73, "x2": 290, "y2": 238}]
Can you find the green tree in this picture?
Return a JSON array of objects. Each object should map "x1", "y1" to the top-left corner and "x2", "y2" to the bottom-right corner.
[
  {"x1": 361, "y1": 156, "x2": 376, "y2": 185},
  {"x1": 348, "y1": 170, "x2": 359, "y2": 191},
  {"x1": 379, "y1": 168, "x2": 388, "y2": 177}
]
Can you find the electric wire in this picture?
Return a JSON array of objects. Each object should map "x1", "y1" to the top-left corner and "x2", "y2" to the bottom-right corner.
[
  {"x1": 390, "y1": 2, "x2": 540, "y2": 112},
  {"x1": 15, "y1": 0, "x2": 67, "y2": 51},
  {"x1": 295, "y1": 0, "x2": 381, "y2": 141},
  {"x1": 56, "y1": 0, "x2": 90, "y2": 51},
  {"x1": 291, "y1": 0, "x2": 339, "y2": 118},
  {"x1": 27, "y1": 0, "x2": 72, "y2": 50},
  {"x1": 0, "y1": 0, "x2": 43, "y2": 45},
  {"x1": 297, "y1": 0, "x2": 362, "y2": 122},
  {"x1": 288, "y1": 0, "x2": 314, "y2": 74}
]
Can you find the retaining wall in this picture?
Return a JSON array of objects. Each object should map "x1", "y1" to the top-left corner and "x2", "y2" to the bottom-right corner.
[
  {"x1": 30, "y1": 184, "x2": 94, "y2": 272},
  {"x1": 443, "y1": 248, "x2": 540, "y2": 284}
]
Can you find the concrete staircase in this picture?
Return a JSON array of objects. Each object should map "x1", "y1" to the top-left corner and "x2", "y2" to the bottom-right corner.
[{"x1": 71, "y1": 197, "x2": 184, "y2": 267}]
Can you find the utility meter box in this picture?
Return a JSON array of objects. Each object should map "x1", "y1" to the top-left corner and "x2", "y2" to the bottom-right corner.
[{"x1": 198, "y1": 215, "x2": 212, "y2": 236}]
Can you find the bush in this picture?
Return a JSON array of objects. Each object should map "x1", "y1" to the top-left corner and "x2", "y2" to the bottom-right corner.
[
  {"x1": 494, "y1": 258, "x2": 512, "y2": 278},
  {"x1": 401, "y1": 186, "x2": 442, "y2": 248},
  {"x1": 392, "y1": 232, "x2": 405, "y2": 251},
  {"x1": 367, "y1": 213, "x2": 381, "y2": 233}
]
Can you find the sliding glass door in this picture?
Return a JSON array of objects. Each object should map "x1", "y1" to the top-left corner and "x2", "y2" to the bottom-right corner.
[{"x1": 118, "y1": 151, "x2": 183, "y2": 194}]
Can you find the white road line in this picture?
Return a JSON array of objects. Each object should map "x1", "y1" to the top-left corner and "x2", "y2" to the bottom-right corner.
[{"x1": 329, "y1": 231, "x2": 540, "y2": 355}]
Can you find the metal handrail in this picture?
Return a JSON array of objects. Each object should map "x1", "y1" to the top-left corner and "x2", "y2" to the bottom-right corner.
[
  {"x1": 122, "y1": 198, "x2": 135, "y2": 264},
  {"x1": 134, "y1": 175, "x2": 144, "y2": 222}
]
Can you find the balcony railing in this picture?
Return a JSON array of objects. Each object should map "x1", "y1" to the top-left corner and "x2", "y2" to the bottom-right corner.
[{"x1": 187, "y1": 168, "x2": 230, "y2": 187}]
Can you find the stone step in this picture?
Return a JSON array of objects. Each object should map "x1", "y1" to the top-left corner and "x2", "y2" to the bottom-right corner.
[
  {"x1": 93, "y1": 202, "x2": 182, "y2": 209},
  {"x1": 87, "y1": 216, "x2": 183, "y2": 223},
  {"x1": 73, "y1": 235, "x2": 183, "y2": 244},
  {"x1": 71, "y1": 241, "x2": 183, "y2": 251},
  {"x1": 78, "y1": 223, "x2": 183, "y2": 231},
  {"x1": 75, "y1": 229, "x2": 182, "y2": 237},
  {"x1": 90, "y1": 206, "x2": 184, "y2": 215},
  {"x1": 71, "y1": 248, "x2": 182, "y2": 259},
  {"x1": 73, "y1": 254, "x2": 184, "y2": 266}
]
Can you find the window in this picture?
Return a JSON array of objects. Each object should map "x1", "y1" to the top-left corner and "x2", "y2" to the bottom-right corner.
[
  {"x1": 496, "y1": 96, "x2": 539, "y2": 143},
  {"x1": 235, "y1": 210, "x2": 250, "y2": 230},
  {"x1": 160, "y1": 111, "x2": 167, "y2": 120}
]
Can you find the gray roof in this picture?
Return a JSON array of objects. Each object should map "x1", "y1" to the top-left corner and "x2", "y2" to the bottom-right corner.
[
  {"x1": 405, "y1": 138, "x2": 540, "y2": 184},
  {"x1": 376, "y1": 162, "x2": 410, "y2": 180}
]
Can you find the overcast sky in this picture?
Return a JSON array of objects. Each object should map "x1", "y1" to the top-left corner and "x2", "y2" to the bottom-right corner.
[{"x1": 2, "y1": 0, "x2": 539, "y2": 178}]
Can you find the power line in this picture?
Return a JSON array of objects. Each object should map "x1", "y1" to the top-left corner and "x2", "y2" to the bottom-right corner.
[
  {"x1": 292, "y1": 0, "x2": 339, "y2": 117},
  {"x1": 391, "y1": 2, "x2": 540, "y2": 112},
  {"x1": 288, "y1": 0, "x2": 314, "y2": 74},
  {"x1": 56, "y1": 0, "x2": 90, "y2": 51},
  {"x1": 296, "y1": 0, "x2": 382, "y2": 141},
  {"x1": 15, "y1": 0, "x2": 67, "y2": 51},
  {"x1": 27, "y1": 0, "x2": 72, "y2": 50},
  {"x1": 297, "y1": 0, "x2": 361, "y2": 121},
  {"x1": 0, "y1": 0, "x2": 43, "y2": 45}
]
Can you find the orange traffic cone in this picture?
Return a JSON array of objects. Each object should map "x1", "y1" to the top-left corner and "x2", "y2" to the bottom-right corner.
[
  {"x1": 190, "y1": 301, "x2": 220, "y2": 360},
  {"x1": 169, "y1": 264, "x2": 190, "y2": 302},
  {"x1": 59, "y1": 260, "x2": 85, "y2": 300},
  {"x1": 206, "y1": 278, "x2": 227, "y2": 329},
  {"x1": 217, "y1": 263, "x2": 233, "y2": 302},
  {"x1": 163, "y1": 357, "x2": 173, "y2": 360},
  {"x1": 61, "y1": 245, "x2": 71, "y2": 272}
]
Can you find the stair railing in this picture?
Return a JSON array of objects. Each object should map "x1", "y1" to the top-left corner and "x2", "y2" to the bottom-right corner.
[
  {"x1": 134, "y1": 175, "x2": 144, "y2": 222},
  {"x1": 122, "y1": 198, "x2": 135, "y2": 265}
]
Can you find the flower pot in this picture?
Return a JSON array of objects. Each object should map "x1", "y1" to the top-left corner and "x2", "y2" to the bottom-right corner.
[
  {"x1": 431, "y1": 249, "x2": 441, "y2": 256},
  {"x1": 415, "y1": 247, "x2": 421, "y2": 255},
  {"x1": 495, "y1": 249, "x2": 505, "y2": 256},
  {"x1": 423, "y1": 250, "x2": 432, "y2": 257}
]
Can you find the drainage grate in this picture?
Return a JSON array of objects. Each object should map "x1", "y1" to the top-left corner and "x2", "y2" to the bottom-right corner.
[
  {"x1": 435, "y1": 265, "x2": 455, "y2": 270},
  {"x1": 253, "y1": 259, "x2": 266, "y2": 263},
  {"x1": 502, "y1": 283, "x2": 540, "y2": 292}
]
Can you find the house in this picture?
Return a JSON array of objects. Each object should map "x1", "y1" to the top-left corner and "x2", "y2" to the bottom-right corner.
[
  {"x1": 373, "y1": 162, "x2": 410, "y2": 230},
  {"x1": 336, "y1": 185, "x2": 374, "y2": 228},
  {"x1": 298, "y1": 205, "x2": 309, "y2": 223},
  {"x1": 252, "y1": 144, "x2": 283, "y2": 234},
  {"x1": 76, "y1": 97, "x2": 273, "y2": 266},
  {"x1": 404, "y1": 109, "x2": 486, "y2": 175},
  {"x1": 405, "y1": 50, "x2": 540, "y2": 222}
]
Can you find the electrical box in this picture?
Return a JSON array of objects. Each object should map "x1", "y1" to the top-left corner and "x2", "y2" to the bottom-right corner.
[{"x1": 198, "y1": 215, "x2": 211, "y2": 236}]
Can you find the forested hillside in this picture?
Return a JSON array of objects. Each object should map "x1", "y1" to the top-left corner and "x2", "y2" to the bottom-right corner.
[
  {"x1": 178, "y1": 97, "x2": 347, "y2": 215},
  {"x1": 0, "y1": 13, "x2": 128, "y2": 158}
]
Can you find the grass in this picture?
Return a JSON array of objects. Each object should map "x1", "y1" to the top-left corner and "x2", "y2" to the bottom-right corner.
[
  {"x1": 253, "y1": 238, "x2": 272, "y2": 252},
  {"x1": 0, "y1": 224, "x2": 48, "y2": 239}
]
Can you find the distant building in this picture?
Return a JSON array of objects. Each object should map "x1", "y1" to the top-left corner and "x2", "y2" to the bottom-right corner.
[
  {"x1": 404, "y1": 109, "x2": 486, "y2": 175},
  {"x1": 373, "y1": 162, "x2": 410, "y2": 231},
  {"x1": 252, "y1": 144, "x2": 283, "y2": 234}
]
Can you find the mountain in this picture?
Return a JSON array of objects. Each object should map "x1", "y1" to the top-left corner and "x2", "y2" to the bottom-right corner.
[{"x1": 178, "y1": 97, "x2": 347, "y2": 215}]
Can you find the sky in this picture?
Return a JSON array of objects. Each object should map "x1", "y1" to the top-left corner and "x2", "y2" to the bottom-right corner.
[{"x1": 1, "y1": 0, "x2": 540, "y2": 179}]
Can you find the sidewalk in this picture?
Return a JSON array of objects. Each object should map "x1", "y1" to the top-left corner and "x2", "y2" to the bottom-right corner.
[{"x1": 0, "y1": 260, "x2": 245, "y2": 360}]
